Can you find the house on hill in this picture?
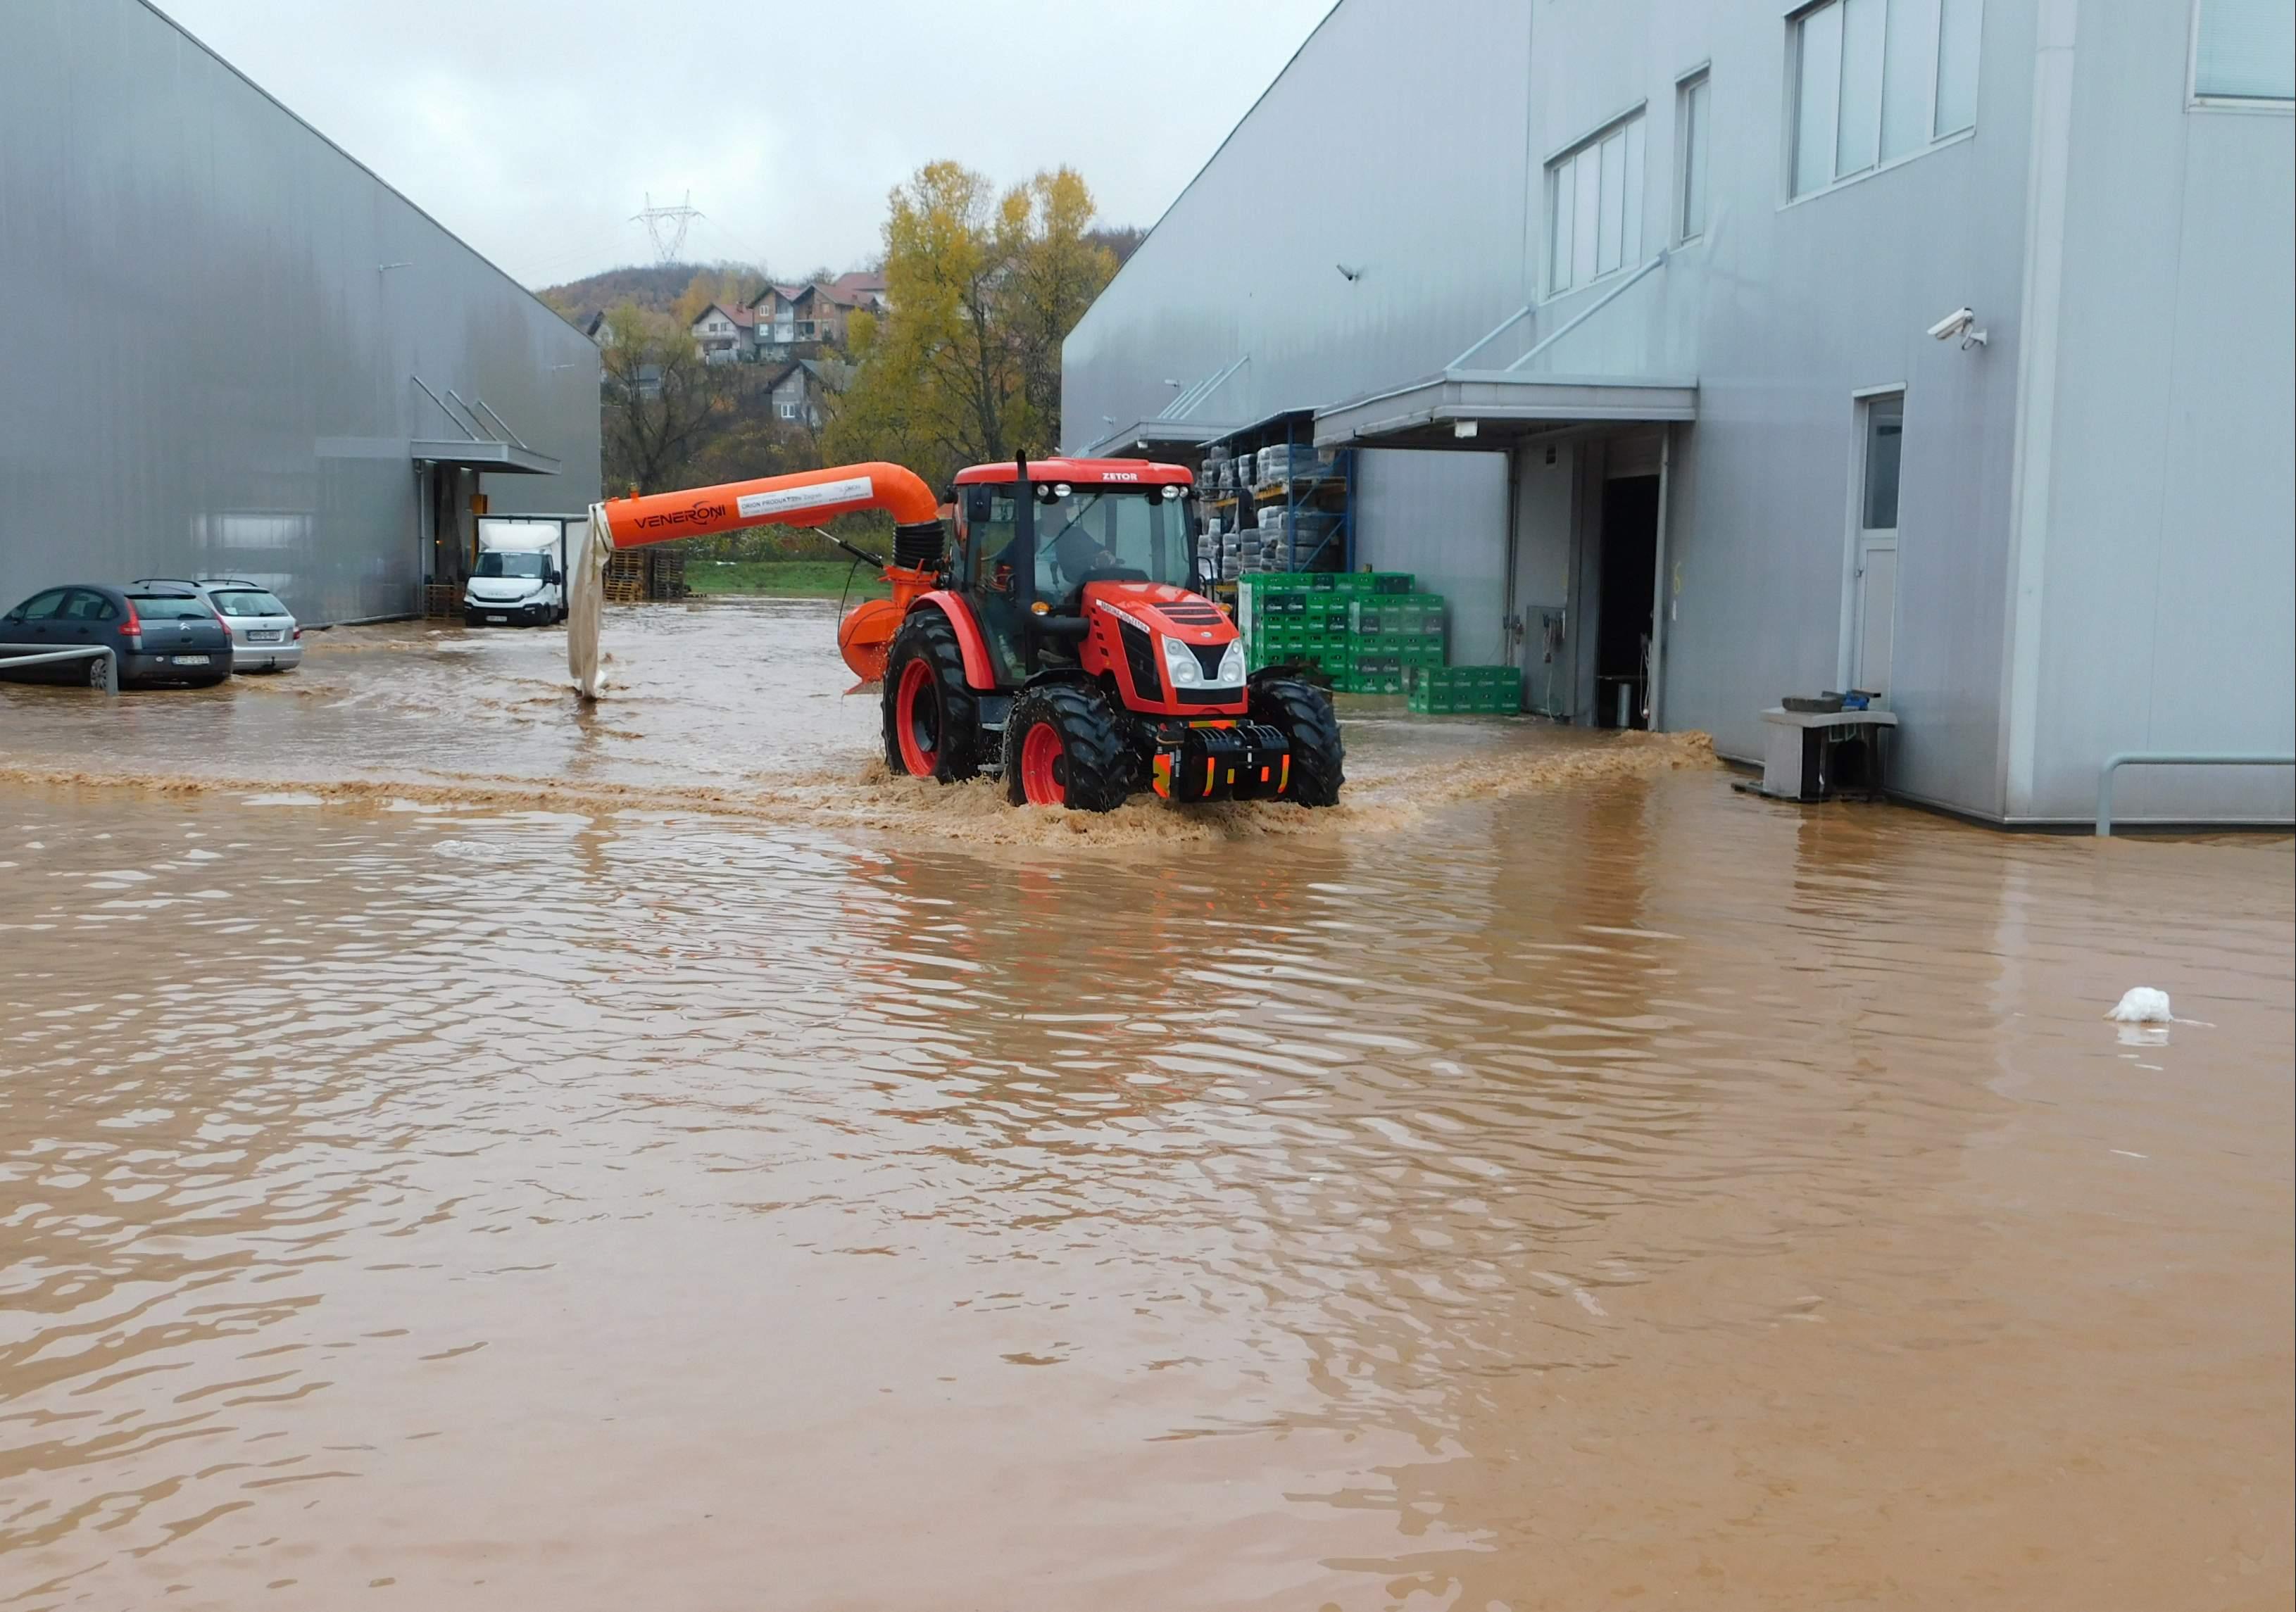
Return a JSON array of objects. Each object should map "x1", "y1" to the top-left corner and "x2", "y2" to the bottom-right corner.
[
  {"x1": 748, "y1": 274, "x2": 889, "y2": 358},
  {"x1": 690, "y1": 301, "x2": 754, "y2": 363},
  {"x1": 763, "y1": 358, "x2": 850, "y2": 429}
]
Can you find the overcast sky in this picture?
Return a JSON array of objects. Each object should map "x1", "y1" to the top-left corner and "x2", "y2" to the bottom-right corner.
[{"x1": 154, "y1": 0, "x2": 1334, "y2": 290}]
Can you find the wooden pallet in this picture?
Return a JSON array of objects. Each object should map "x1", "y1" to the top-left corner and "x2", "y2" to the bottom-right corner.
[
  {"x1": 602, "y1": 550, "x2": 646, "y2": 605},
  {"x1": 646, "y1": 550, "x2": 688, "y2": 600},
  {"x1": 423, "y1": 582, "x2": 460, "y2": 619}
]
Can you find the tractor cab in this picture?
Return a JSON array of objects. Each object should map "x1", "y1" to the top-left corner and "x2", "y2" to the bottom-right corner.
[{"x1": 948, "y1": 459, "x2": 1200, "y2": 686}]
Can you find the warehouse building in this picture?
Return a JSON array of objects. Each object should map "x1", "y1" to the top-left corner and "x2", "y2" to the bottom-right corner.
[
  {"x1": 0, "y1": 0, "x2": 601, "y2": 626},
  {"x1": 1062, "y1": 0, "x2": 2294, "y2": 826}
]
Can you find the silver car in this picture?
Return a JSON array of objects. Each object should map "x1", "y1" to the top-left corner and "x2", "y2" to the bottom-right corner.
[{"x1": 134, "y1": 577, "x2": 303, "y2": 672}]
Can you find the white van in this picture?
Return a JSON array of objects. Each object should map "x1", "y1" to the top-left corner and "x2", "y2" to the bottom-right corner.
[{"x1": 465, "y1": 518, "x2": 567, "y2": 626}]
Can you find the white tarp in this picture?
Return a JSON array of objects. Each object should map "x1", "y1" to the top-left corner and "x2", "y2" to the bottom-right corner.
[{"x1": 567, "y1": 503, "x2": 609, "y2": 700}]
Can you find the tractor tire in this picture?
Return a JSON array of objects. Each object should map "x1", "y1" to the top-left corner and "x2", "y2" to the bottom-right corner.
[
  {"x1": 1004, "y1": 683, "x2": 1130, "y2": 812},
  {"x1": 1250, "y1": 677, "x2": 1345, "y2": 807},
  {"x1": 882, "y1": 610, "x2": 982, "y2": 783}
]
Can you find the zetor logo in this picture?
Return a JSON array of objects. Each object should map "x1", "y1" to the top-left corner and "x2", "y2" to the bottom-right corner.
[
  {"x1": 1100, "y1": 472, "x2": 1139, "y2": 481},
  {"x1": 633, "y1": 500, "x2": 727, "y2": 530}
]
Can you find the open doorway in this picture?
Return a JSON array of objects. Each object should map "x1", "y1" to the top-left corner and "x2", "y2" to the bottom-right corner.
[{"x1": 1594, "y1": 474, "x2": 1659, "y2": 729}]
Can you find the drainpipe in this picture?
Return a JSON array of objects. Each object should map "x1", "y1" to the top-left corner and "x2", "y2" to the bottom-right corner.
[{"x1": 1647, "y1": 426, "x2": 1673, "y2": 730}]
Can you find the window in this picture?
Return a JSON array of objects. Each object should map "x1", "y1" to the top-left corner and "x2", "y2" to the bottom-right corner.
[
  {"x1": 1548, "y1": 111, "x2": 1647, "y2": 295},
  {"x1": 1792, "y1": 0, "x2": 1981, "y2": 199},
  {"x1": 777, "y1": 400, "x2": 800, "y2": 420},
  {"x1": 2194, "y1": 0, "x2": 2296, "y2": 102},
  {"x1": 1862, "y1": 395, "x2": 1904, "y2": 529},
  {"x1": 1677, "y1": 72, "x2": 1711, "y2": 240}
]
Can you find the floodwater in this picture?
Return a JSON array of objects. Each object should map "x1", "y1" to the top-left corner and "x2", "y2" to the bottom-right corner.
[{"x1": 1, "y1": 603, "x2": 2289, "y2": 1610}]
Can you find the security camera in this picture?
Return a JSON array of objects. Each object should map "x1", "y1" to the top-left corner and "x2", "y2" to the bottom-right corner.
[{"x1": 1927, "y1": 306, "x2": 1988, "y2": 348}]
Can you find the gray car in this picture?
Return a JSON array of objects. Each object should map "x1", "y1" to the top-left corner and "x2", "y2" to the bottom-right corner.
[
  {"x1": 0, "y1": 584, "x2": 232, "y2": 687},
  {"x1": 134, "y1": 577, "x2": 302, "y2": 672}
]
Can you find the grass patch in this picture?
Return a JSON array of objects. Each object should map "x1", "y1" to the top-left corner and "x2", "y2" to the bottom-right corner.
[{"x1": 685, "y1": 559, "x2": 890, "y2": 600}]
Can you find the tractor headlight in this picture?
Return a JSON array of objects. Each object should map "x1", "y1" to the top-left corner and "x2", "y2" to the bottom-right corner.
[
  {"x1": 1217, "y1": 641, "x2": 1246, "y2": 686},
  {"x1": 1161, "y1": 633, "x2": 1203, "y2": 688}
]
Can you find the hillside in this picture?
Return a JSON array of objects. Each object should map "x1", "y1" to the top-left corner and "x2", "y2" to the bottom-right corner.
[{"x1": 537, "y1": 262, "x2": 738, "y2": 323}]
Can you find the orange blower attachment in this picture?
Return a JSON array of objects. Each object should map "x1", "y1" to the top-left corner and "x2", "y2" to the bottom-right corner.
[
  {"x1": 836, "y1": 565, "x2": 934, "y2": 686},
  {"x1": 577, "y1": 462, "x2": 946, "y2": 697}
]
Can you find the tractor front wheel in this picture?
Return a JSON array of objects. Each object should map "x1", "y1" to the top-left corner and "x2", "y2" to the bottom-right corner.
[
  {"x1": 1249, "y1": 677, "x2": 1345, "y2": 807},
  {"x1": 882, "y1": 610, "x2": 981, "y2": 782},
  {"x1": 1004, "y1": 684, "x2": 1130, "y2": 812}
]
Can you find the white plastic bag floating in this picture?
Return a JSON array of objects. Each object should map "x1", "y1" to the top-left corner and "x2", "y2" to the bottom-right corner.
[{"x1": 2107, "y1": 987, "x2": 2173, "y2": 1024}]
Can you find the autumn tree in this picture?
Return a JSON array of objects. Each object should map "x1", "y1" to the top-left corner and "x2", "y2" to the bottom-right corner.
[
  {"x1": 826, "y1": 162, "x2": 1119, "y2": 484},
  {"x1": 598, "y1": 303, "x2": 736, "y2": 496}
]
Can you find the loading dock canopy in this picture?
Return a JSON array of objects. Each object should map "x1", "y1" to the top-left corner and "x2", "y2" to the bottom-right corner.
[
  {"x1": 1313, "y1": 372, "x2": 1696, "y2": 451},
  {"x1": 411, "y1": 439, "x2": 563, "y2": 475}
]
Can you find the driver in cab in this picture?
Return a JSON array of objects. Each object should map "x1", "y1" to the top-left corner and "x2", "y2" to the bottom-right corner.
[{"x1": 1046, "y1": 522, "x2": 1120, "y2": 607}]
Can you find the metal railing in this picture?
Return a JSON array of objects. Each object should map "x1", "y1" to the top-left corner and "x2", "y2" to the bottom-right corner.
[
  {"x1": 2096, "y1": 751, "x2": 2295, "y2": 836},
  {"x1": 0, "y1": 644, "x2": 118, "y2": 693}
]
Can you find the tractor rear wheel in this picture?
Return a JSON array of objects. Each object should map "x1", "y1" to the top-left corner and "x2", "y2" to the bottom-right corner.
[
  {"x1": 882, "y1": 610, "x2": 981, "y2": 782},
  {"x1": 1004, "y1": 684, "x2": 1130, "y2": 812},
  {"x1": 1249, "y1": 677, "x2": 1345, "y2": 807}
]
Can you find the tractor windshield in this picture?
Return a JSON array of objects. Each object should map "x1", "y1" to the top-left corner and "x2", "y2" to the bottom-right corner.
[{"x1": 1034, "y1": 487, "x2": 1193, "y2": 602}]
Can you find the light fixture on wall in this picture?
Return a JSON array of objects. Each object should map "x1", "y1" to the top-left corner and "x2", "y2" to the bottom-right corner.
[{"x1": 1927, "y1": 306, "x2": 1988, "y2": 349}]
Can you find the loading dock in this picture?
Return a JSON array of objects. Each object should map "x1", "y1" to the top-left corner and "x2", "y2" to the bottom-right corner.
[{"x1": 1315, "y1": 370, "x2": 1694, "y2": 729}]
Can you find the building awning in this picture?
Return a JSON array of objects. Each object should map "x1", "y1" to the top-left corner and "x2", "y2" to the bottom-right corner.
[
  {"x1": 411, "y1": 439, "x2": 563, "y2": 475},
  {"x1": 1313, "y1": 372, "x2": 1696, "y2": 451}
]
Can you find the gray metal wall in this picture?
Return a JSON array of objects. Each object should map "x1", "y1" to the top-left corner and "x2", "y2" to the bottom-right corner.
[
  {"x1": 1062, "y1": 0, "x2": 1537, "y2": 443},
  {"x1": 2015, "y1": 1, "x2": 2295, "y2": 823},
  {"x1": 0, "y1": 0, "x2": 601, "y2": 626},
  {"x1": 1065, "y1": 0, "x2": 2294, "y2": 824},
  {"x1": 1355, "y1": 450, "x2": 1512, "y2": 666}
]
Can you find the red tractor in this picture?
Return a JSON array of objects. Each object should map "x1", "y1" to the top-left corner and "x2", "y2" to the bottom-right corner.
[{"x1": 583, "y1": 457, "x2": 1343, "y2": 814}]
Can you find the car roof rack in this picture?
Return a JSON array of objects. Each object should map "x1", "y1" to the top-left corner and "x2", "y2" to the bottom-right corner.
[
  {"x1": 196, "y1": 577, "x2": 264, "y2": 589},
  {"x1": 127, "y1": 579, "x2": 201, "y2": 593}
]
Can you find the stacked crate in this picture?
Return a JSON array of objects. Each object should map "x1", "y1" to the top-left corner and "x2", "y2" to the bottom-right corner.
[
  {"x1": 1239, "y1": 570, "x2": 1522, "y2": 714},
  {"x1": 1239, "y1": 571, "x2": 1429, "y2": 690},
  {"x1": 1405, "y1": 664, "x2": 1521, "y2": 714},
  {"x1": 1343, "y1": 592, "x2": 1448, "y2": 693}
]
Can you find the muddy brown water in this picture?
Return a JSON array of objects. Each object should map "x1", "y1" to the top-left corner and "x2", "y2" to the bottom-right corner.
[{"x1": 1, "y1": 603, "x2": 2289, "y2": 1609}]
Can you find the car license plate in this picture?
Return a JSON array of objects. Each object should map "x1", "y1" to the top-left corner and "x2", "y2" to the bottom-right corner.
[
  {"x1": 172, "y1": 654, "x2": 211, "y2": 665},
  {"x1": 487, "y1": 615, "x2": 507, "y2": 623},
  {"x1": 247, "y1": 629, "x2": 282, "y2": 643}
]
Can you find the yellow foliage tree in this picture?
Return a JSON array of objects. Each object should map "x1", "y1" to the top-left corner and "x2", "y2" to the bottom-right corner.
[{"x1": 826, "y1": 162, "x2": 1118, "y2": 484}]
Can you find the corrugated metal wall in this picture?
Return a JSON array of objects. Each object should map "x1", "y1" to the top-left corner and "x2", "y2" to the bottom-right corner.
[
  {"x1": 2018, "y1": 0, "x2": 2295, "y2": 824},
  {"x1": 0, "y1": 0, "x2": 601, "y2": 625},
  {"x1": 1061, "y1": 0, "x2": 1538, "y2": 442}
]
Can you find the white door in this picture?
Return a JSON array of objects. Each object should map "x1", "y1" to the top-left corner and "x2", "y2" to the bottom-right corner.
[{"x1": 1850, "y1": 394, "x2": 1902, "y2": 699}]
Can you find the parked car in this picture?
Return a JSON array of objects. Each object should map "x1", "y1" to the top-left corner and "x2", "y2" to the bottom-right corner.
[
  {"x1": 134, "y1": 577, "x2": 302, "y2": 672},
  {"x1": 0, "y1": 584, "x2": 232, "y2": 688}
]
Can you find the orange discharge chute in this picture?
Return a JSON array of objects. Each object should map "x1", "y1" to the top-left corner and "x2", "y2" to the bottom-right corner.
[
  {"x1": 598, "y1": 461, "x2": 939, "y2": 547},
  {"x1": 570, "y1": 462, "x2": 943, "y2": 700}
]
